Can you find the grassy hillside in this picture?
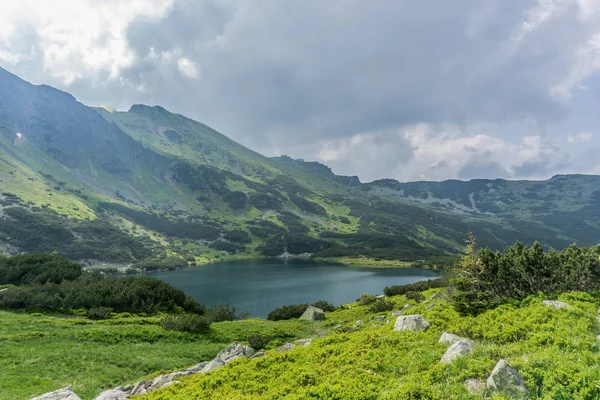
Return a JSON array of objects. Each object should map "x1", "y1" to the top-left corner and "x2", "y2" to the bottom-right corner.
[
  {"x1": 2, "y1": 66, "x2": 600, "y2": 267},
  {"x1": 140, "y1": 291, "x2": 600, "y2": 400},
  {"x1": 5, "y1": 289, "x2": 597, "y2": 400},
  {"x1": 0, "y1": 312, "x2": 323, "y2": 400}
]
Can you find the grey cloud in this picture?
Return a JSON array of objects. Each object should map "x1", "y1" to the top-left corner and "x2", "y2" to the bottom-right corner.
[{"x1": 2, "y1": 0, "x2": 600, "y2": 181}]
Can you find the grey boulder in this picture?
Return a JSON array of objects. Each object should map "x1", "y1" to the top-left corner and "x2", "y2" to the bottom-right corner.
[
  {"x1": 278, "y1": 342, "x2": 297, "y2": 352},
  {"x1": 393, "y1": 314, "x2": 430, "y2": 332},
  {"x1": 31, "y1": 388, "x2": 81, "y2": 400},
  {"x1": 440, "y1": 339, "x2": 474, "y2": 364},
  {"x1": 542, "y1": 300, "x2": 570, "y2": 309},
  {"x1": 215, "y1": 342, "x2": 255, "y2": 363},
  {"x1": 300, "y1": 306, "x2": 325, "y2": 321},
  {"x1": 200, "y1": 358, "x2": 226, "y2": 373},
  {"x1": 438, "y1": 332, "x2": 465, "y2": 345},
  {"x1": 93, "y1": 389, "x2": 130, "y2": 400},
  {"x1": 487, "y1": 360, "x2": 529, "y2": 398}
]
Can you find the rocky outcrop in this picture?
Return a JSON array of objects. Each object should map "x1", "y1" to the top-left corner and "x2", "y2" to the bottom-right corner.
[
  {"x1": 542, "y1": 300, "x2": 570, "y2": 309},
  {"x1": 393, "y1": 314, "x2": 430, "y2": 332},
  {"x1": 438, "y1": 332, "x2": 464, "y2": 345},
  {"x1": 294, "y1": 338, "x2": 312, "y2": 347},
  {"x1": 31, "y1": 388, "x2": 81, "y2": 400},
  {"x1": 214, "y1": 342, "x2": 255, "y2": 364},
  {"x1": 300, "y1": 306, "x2": 325, "y2": 320},
  {"x1": 94, "y1": 389, "x2": 130, "y2": 400},
  {"x1": 486, "y1": 360, "x2": 529, "y2": 398},
  {"x1": 279, "y1": 342, "x2": 297, "y2": 352},
  {"x1": 89, "y1": 343, "x2": 253, "y2": 399},
  {"x1": 440, "y1": 339, "x2": 474, "y2": 364}
]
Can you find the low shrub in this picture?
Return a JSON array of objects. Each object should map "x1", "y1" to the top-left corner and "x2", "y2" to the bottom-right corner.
[
  {"x1": 311, "y1": 300, "x2": 336, "y2": 312},
  {"x1": 267, "y1": 304, "x2": 309, "y2": 321},
  {"x1": 368, "y1": 300, "x2": 394, "y2": 313},
  {"x1": 160, "y1": 314, "x2": 211, "y2": 333},
  {"x1": 405, "y1": 291, "x2": 425, "y2": 303},
  {"x1": 248, "y1": 333, "x2": 270, "y2": 349},
  {"x1": 206, "y1": 304, "x2": 236, "y2": 322},
  {"x1": 383, "y1": 278, "x2": 445, "y2": 297},
  {"x1": 357, "y1": 293, "x2": 377, "y2": 306}
]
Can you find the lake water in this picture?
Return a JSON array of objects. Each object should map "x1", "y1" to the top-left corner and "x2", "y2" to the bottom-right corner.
[{"x1": 151, "y1": 259, "x2": 440, "y2": 318}]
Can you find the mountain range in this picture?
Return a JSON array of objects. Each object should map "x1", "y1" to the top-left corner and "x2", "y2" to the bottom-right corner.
[{"x1": 1, "y1": 66, "x2": 599, "y2": 267}]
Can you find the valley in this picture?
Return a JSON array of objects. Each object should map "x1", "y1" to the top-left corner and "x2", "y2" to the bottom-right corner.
[{"x1": 1, "y1": 66, "x2": 600, "y2": 270}]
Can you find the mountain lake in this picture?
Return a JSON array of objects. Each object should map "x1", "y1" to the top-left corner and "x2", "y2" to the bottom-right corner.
[{"x1": 150, "y1": 259, "x2": 440, "y2": 318}]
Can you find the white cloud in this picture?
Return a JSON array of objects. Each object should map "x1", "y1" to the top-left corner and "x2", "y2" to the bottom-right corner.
[
  {"x1": 0, "y1": 0, "x2": 174, "y2": 84},
  {"x1": 2, "y1": 0, "x2": 600, "y2": 182},
  {"x1": 567, "y1": 132, "x2": 593, "y2": 142},
  {"x1": 177, "y1": 57, "x2": 199, "y2": 78}
]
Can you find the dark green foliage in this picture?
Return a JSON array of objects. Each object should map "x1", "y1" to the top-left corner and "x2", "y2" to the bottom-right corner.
[
  {"x1": 368, "y1": 299, "x2": 394, "y2": 313},
  {"x1": 171, "y1": 162, "x2": 228, "y2": 194},
  {"x1": 209, "y1": 241, "x2": 246, "y2": 253},
  {"x1": 357, "y1": 293, "x2": 377, "y2": 306},
  {"x1": 223, "y1": 229, "x2": 252, "y2": 243},
  {"x1": 160, "y1": 314, "x2": 211, "y2": 333},
  {"x1": 405, "y1": 291, "x2": 425, "y2": 303},
  {"x1": 289, "y1": 195, "x2": 326, "y2": 215},
  {"x1": 206, "y1": 304, "x2": 236, "y2": 322},
  {"x1": 0, "y1": 254, "x2": 206, "y2": 315},
  {"x1": 267, "y1": 303, "x2": 309, "y2": 321},
  {"x1": 311, "y1": 300, "x2": 335, "y2": 312},
  {"x1": 339, "y1": 216, "x2": 350, "y2": 224},
  {"x1": 277, "y1": 212, "x2": 309, "y2": 234},
  {"x1": 248, "y1": 193, "x2": 282, "y2": 211},
  {"x1": 87, "y1": 306, "x2": 112, "y2": 320},
  {"x1": 132, "y1": 256, "x2": 188, "y2": 271},
  {"x1": 222, "y1": 191, "x2": 248, "y2": 209},
  {"x1": 383, "y1": 278, "x2": 445, "y2": 296},
  {"x1": 248, "y1": 333, "x2": 270, "y2": 349},
  {"x1": 451, "y1": 239, "x2": 600, "y2": 315},
  {"x1": 0, "y1": 207, "x2": 152, "y2": 262},
  {"x1": 0, "y1": 253, "x2": 82, "y2": 285},
  {"x1": 99, "y1": 202, "x2": 219, "y2": 241},
  {"x1": 248, "y1": 220, "x2": 286, "y2": 239}
]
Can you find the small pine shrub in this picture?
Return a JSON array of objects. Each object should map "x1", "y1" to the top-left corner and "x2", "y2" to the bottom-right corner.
[
  {"x1": 248, "y1": 333, "x2": 270, "y2": 349},
  {"x1": 87, "y1": 306, "x2": 113, "y2": 320},
  {"x1": 368, "y1": 300, "x2": 394, "y2": 313},
  {"x1": 405, "y1": 291, "x2": 425, "y2": 303},
  {"x1": 206, "y1": 304, "x2": 236, "y2": 322},
  {"x1": 267, "y1": 304, "x2": 309, "y2": 321},
  {"x1": 160, "y1": 314, "x2": 211, "y2": 333},
  {"x1": 357, "y1": 293, "x2": 377, "y2": 306},
  {"x1": 311, "y1": 300, "x2": 336, "y2": 312}
]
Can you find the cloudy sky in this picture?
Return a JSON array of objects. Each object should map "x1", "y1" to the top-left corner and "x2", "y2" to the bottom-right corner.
[{"x1": 1, "y1": 0, "x2": 600, "y2": 182}]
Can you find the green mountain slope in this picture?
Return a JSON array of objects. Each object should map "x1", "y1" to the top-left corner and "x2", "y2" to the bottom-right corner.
[{"x1": 1, "y1": 66, "x2": 599, "y2": 266}]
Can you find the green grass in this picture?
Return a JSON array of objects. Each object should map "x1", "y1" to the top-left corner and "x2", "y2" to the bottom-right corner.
[
  {"x1": 0, "y1": 312, "x2": 323, "y2": 400},
  {"x1": 140, "y1": 290, "x2": 600, "y2": 400}
]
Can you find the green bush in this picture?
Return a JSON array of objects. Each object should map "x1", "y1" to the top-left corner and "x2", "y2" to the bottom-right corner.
[
  {"x1": 451, "y1": 237, "x2": 600, "y2": 315},
  {"x1": 87, "y1": 306, "x2": 112, "y2": 320},
  {"x1": 405, "y1": 291, "x2": 425, "y2": 303},
  {"x1": 368, "y1": 299, "x2": 394, "y2": 313},
  {"x1": 357, "y1": 293, "x2": 377, "y2": 306},
  {"x1": 384, "y1": 278, "x2": 445, "y2": 297},
  {"x1": 206, "y1": 304, "x2": 236, "y2": 322},
  {"x1": 267, "y1": 304, "x2": 309, "y2": 321},
  {"x1": 311, "y1": 300, "x2": 336, "y2": 312},
  {"x1": 248, "y1": 333, "x2": 270, "y2": 350},
  {"x1": 160, "y1": 314, "x2": 211, "y2": 333}
]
